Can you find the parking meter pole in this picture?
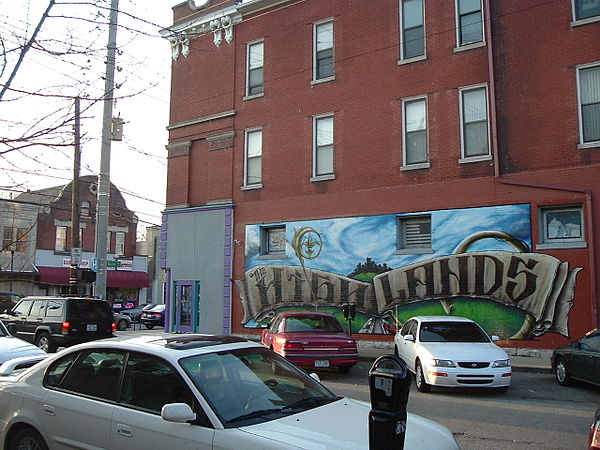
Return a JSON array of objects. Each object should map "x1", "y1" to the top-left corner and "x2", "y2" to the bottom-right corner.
[{"x1": 368, "y1": 355, "x2": 411, "y2": 450}]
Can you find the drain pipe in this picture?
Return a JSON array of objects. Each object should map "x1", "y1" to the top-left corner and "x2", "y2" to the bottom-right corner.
[{"x1": 484, "y1": 0, "x2": 597, "y2": 327}]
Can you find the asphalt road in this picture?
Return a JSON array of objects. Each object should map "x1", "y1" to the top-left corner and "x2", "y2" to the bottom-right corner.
[{"x1": 314, "y1": 359, "x2": 600, "y2": 450}]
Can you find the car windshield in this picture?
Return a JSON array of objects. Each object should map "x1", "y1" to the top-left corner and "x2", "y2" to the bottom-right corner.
[
  {"x1": 180, "y1": 347, "x2": 338, "y2": 427},
  {"x1": 419, "y1": 321, "x2": 490, "y2": 343},
  {"x1": 67, "y1": 300, "x2": 111, "y2": 320},
  {"x1": 283, "y1": 315, "x2": 343, "y2": 333}
]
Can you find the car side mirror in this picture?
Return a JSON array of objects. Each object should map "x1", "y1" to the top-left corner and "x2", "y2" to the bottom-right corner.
[
  {"x1": 570, "y1": 341, "x2": 580, "y2": 349},
  {"x1": 491, "y1": 335, "x2": 500, "y2": 342},
  {"x1": 161, "y1": 403, "x2": 196, "y2": 423},
  {"x1": 403, "y1": 334, "x2": 415, "y2": 342},
  {"x1": 7, "y1": 323, "x2": 17, "y2": 335},
  {"x1": 309, "y1": 372, "x2": 321, "y2": 383}
]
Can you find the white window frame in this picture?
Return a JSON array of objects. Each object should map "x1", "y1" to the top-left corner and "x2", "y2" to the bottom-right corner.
[
  {"x1": 81, "y1": 200, "x2": 91, "y2": 217},
  {"x1": 459, "y1": 84, "x2": 491, "y2": 162},
  {"x1": 115, "y1": 231, "x2": 125, "y2": 256},
  {"x1": 396, "y1": 215, "x2": 433, "y2": 254},
  {"x1": 576, "y1": 62, "x2": 600, "y2": 148},
  {"x1": 259, "y1": 225, "x2": 286, "y2": 259},
  {"x1": 106, "y1": 230, "x2": 112, "y2": 253},
  {"x1": 243, "y1": 128, "x2": 263, "y2": 189},
  {"x1": 537, "y1": 205, "x2": 587, "y2": 249},
  {"x1": 402, "y1": 96, "x2": 429, "y2": 170},
  {"x1": 454, "y1": 0, "x2": 485, "y2": 51},
  {"x1": 399, "y1": 0, "x2": 426, "y2": 63},
  {"x1": 55, "y1": 226, "x2": 67, "y2": 252},
  {"x1": 312, "y1": 113, "x2": 335, "y2": 180},
  {"x1": 571, "y1": 0, "x2": 600, "y2": 25},
  {"x1": 313, "y1": 19, "x2": 334, "y2": 83},
  {"x1": 245, "y1": 39, "x2": 264, "y2": 98}
]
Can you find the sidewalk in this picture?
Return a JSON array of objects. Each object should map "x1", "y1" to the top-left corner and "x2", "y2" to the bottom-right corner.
[{"x1": 357, "y1": 342, "x2": 553, "y2": 374}]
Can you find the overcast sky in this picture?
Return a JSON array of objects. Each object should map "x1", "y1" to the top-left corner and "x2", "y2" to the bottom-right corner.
[{"x1": 0, "y1": 0, "x2": 175, "y2": 236}]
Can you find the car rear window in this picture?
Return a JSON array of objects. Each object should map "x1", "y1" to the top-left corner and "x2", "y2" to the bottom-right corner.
[{"x1": 68, "y1": 300, "x2": 113, "y2": 320}]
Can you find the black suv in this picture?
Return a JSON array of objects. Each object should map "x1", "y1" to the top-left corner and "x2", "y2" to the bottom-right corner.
[{"x1": 0, "y1": 296, "x2": 115, "y2": 352}]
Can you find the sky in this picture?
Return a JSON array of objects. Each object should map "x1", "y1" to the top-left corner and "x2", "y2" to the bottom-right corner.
[{"x1": 0, "y1": 0, "x2": 176, "y2": 238}]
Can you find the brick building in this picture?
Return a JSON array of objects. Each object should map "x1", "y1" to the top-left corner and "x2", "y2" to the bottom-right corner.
[{"x1": 160, "y1": 0, "x2": 600, "y2": 349}]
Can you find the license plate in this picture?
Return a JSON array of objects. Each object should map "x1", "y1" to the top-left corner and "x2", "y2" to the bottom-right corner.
[
  {"x1": 315, "y1": 360, "x2": 330, "y2": 368},
  {"x1": 87, "y1": 324, "x2": 97, "y2": 332}
]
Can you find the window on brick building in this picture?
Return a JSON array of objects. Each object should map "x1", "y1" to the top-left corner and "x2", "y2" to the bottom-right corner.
[
  {"x1": 55, "y1": 226, "x2": 67, "y2": 252},
  {"x1": 539, "y1": 205, "x2": 586, "y2": 249},
  {"x1": 400, "y1": 0, "x2": 425, "y2": 60},
  {"x1": 2, "y1": 226, "x2": 28, "y2": 253},
  {"x1": 313, "y1": 20, "x2": 334, "y2": 81},
  {"x1": 397, "y1": 215, "x2": 432, "y2": 253},
  {"x1": 107, "y1": 230, "x2": 112, "y2": 253},
  {"x1": 573, "y1": 0, "x2": 600, "y2": 21},
  {"x1": 313, "y1": 114, "x2": 334, "y2": 178},
  {"x1": 261, "y1": 226, "x2": 286, "y2": 257},
  {"x1": 460, "y1": 85, "x2": 490, "y2": 159},
  {"x1": 81, "y1": 200, "x2": 91, "y2": 217},
  {"x1": 402, "y1": 97, "x2": 428, "y2": 167},
  {"x1": 115, "y1": 231, "x2": 125, "y2": 256},
  {"x1": 244, "y1": 129, "x2": 263, "y2": 187},
  {"x1": 577, "y1": 64, "x2": 600, "y2": 146},
  {"x1": 246, "y1": 40, "x2": 264, "y2": 97},
  {"x1": 456, "y1": 0, "x2": 483, "y2": 47}
]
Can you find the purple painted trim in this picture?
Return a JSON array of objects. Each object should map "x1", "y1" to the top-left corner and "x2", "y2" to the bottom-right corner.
[{"x1": 164, "y1": 269, "x2": 172, "y2": 332}]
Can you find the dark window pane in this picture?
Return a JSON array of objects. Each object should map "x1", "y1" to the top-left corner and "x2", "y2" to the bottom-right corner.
[
  {"x1": 575, "y1": 0, "x2": 600, "y2": 20},
  {"x1": 248, "y1": 67, "x2": 263, "y2": 95},
  {"x1": 403, "y1": 26, "x2": 424, "y2": 58},
  {"x1": 582, "y1": 103, "x2": 600, "y2": 142},
  {"x1": 464, "y1": 121, "x2": 488, "y2": 156},
  {"x1": 460, "y1": 11, "x2": 483, "y2": 45},
  {"x1": 406, "y1": 130, "x2": 427, "y2": 164},
  {"x1": 316, "y1": 48, "x2": 333, "y2": 79}
]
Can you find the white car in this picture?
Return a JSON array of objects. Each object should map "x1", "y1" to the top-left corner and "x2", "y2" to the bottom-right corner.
[
  {"x1": 0, "y1": 334, "x2": 459, "y2": 450},
  {"x1": 394, "y1": 316, "x2": 511, "y2": 393},
  {"x1": 0, "y1": 320, "x2": 46, "y2": 365}
]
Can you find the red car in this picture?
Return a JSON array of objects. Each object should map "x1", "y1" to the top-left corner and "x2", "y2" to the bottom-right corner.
[{"x1": 261, "y1": 311, "x2": 358, "y2": 373}]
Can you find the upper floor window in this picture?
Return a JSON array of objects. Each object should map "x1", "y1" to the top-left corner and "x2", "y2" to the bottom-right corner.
[
  {"x1": 244, "y1": 129, "x2": 263, "y2": 187},
  {"x1": 460, "y1": 85, "x2": 490, "y2": 159},
  {"x1": 115, "y1": 231, "x2": 125, "y2": 256},
  {"x1": 400, "y1": 0, "x2": 425, "y2": 60},
  {"x1": 246, "y1": 40, "x2": 264, "y2": 97},
  {"x1": 397, "y1": 215, "x2": 432, "y2": 253},
  {"x1": 539, "y1": 205, "x2": 586, "y2": 249},
  {"x1": 106, "y1": 230, "x2": 112, "y2": 253},
  {"x1": 577, "y1": 64, "x2": 600, "y2": 146},
  {"x1": 313, "y1": 20, "x2": 334, "y2": 81},
  {"x1": 55, "y1": 225, "x2": 67, "y2": 252},
  {"x1": 456, "y1": 0, "x2": 483, "y2": 47},
  {"x1": 402, "y1": 97, "x2": 428, "y2": 167},
  {"x1": 261, "y1": 225, "x2": 286, "y2": 256},
  {"x1": 81, "y1": 200, "x2": 91, "y2": 217},
  {"x1": 313, "y1": 114, "x2": 334, "y2": 178},
  {"x1": 573, "y1": 0, "x2": 600, "y2": 21},
  {"x1": 2, "y1": 226, "x2": 27, "y2": 253}
]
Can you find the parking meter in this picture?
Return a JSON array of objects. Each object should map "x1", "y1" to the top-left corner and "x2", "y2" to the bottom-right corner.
[{"x1": 368, "y1": 354, "x2": 412, "y2": 450}]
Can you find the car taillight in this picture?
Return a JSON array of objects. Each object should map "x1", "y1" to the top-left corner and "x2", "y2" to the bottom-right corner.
[
  {"x1": 111, "y1": 322, "x2": 117, "y2": 333},
  {"x1": 61, "y1": 321, "x2": 70, "y2": 333},
  {"x1": 340, "y1": 342, "x2": 357, "y2": 350},
  {"x1": 590, "y1": 419, "x2": 600, "y2": 450},
  {"x1": 283, "y1": 341, "x2": 304, "y2": 350}
]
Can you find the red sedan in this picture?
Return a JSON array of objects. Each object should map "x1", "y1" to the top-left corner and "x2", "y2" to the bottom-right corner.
[{"x1": 261, "y1": 311, "x2": 359, "y2": 373}]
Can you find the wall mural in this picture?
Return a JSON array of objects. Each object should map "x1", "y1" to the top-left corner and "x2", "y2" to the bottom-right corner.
[{"x1": 235, "y1": 204, "x2": 582, "y2": 339}]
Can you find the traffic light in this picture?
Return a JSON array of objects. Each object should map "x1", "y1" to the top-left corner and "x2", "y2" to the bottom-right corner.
[{"x1": 80, "y1": 269, "x2": 96, "y2": 283}]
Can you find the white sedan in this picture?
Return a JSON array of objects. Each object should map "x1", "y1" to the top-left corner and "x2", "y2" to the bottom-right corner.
[
  {"x1": 0, "y1": 333, "x2": 459, "y2": 449},
  {"x1": 0, "y1": 320, "x2": 46, "y2": 365},
  {"x1": 394, "y1": 316, "x2": 511, "y2": 392}
]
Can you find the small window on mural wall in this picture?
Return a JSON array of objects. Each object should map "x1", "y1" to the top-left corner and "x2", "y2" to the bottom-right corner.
[
  {"x1": 541, "y1": 205, "x2": 585, "y2": 246},
  {"x1": 262, "y1": 226, "x2": 286, "y2": 256},
  {"x1": 397, "y1": 215, "x2": 432, "y2": 253}
]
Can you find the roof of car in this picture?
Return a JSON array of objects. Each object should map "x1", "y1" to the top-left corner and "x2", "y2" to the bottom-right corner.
[
  {"x1": 413, "y1": 316, "x2": 475, "y2": 323},
  {"x1": 278, "y1": 311, "x2": 336, "y2": 318}
]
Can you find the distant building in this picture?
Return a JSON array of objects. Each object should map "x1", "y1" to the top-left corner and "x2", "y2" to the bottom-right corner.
[{"x1": 160, "y1": 0, "x2": 600, "y2": 348}]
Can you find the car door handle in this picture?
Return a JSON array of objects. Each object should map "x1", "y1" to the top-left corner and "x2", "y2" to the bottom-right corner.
[
  {"x1": 42, "y1": 405, "x2": 55, "y2": 416},
  {"x1": 116, "y1": 424, "x2": 133, "y2": 437}
]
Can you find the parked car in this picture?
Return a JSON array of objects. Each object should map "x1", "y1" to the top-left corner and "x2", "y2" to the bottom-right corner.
[
  {"x1": 0, "y1": 334, "x2": 459, "y2": 450},
  {"x1": 261, "y1": 311, "x2": 358, "y2": 373},
  {"x1": 140, "y1": 304, "x2": 166, "y2": 329},
  {"x1": 113, "y1": 312, "x2": 132, "y2": 331},
  {"x1": 394, "y1": 315, "x2": 511, "y2": 393},
  {"x1": 0, "y1": 296, "x2": 115, "y2": 353},
  {"x1": 552, "y1": 328, "x2": 600, "y2": 387},
  {"x1": 122, "y1": 303, "x2": 154, "y2": 322},
  {"x1": 590, "y1": 407, "x2": 600, "y2": 450},
  {"x1": 0, "y1": 320, "x2": 46, "y2": 365}
]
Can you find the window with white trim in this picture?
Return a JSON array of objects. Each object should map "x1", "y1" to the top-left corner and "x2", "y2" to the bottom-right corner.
[
  {"x1": 55, "y1": 226, "x2": 67, "y2": 252},
  {"x1": 314, "y1": 20, "x2": 334, "y2": 81},
  {"x1": 246, "y1": 40, "x2": 264, "y2": 97},
  {"x1": 106, "y1": 231, "x2": 112, "y2": 253},
  {"x1": 456, "y1": 0, "x2": 483, "y2": 46},
  {"x1": 460, "y1": 85, "x2": 490, "y2": 158},
  {"x1": 402, "y1": 97, "x2": 428, "y2": 166},
  {"x1": 577, "y1": 64, "x2": 600, "y2": 145},
  {"x1": 115, "y1": 231, "x2": 125, "y2": 256},
  {"x1": 2, "y1": 227, "x2": 27, "y2": 253},
  {"x1": 397, "y1": 215, "x2": 432, "y2": 252},
  {"x1": 313, "y1": 115, "x2": 334, "y2": 177},
  {"x1": 573, "y1": 0, "x2": 600, "y2": 20},
  {"x1": 261, "y1": 226, "x2": 286, "y2": 256},
  {"x1": 244, "y1": 129, "x2": 263, "y2": 186},
  {"x1": 400, "y1": 0, "x2": 425, "y2": 60},
  {"x1": 81, "y1": 201, "x2": 90, "y2": 217},
  {"x1": 539, "y1": 205, "x2": 585, "y2": 248}
]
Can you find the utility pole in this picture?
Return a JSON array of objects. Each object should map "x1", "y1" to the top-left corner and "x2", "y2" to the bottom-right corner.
[
  {"x1": 94, "y1": 0, "x2": 119, "y2": 300},
  {"x1": 70, "y1": 97, "x2": 82, "y2": 295}
]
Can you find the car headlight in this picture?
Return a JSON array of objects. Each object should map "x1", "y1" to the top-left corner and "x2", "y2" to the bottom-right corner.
[
  {"x1": 492, "y1": 359, "x2": 511, "y2": 368},
  {"x1": 429, "y1": 359, "x2": 456, "y2": 368}
]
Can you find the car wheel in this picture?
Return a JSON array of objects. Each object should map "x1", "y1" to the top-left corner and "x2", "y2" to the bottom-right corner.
[
  {"x1": 8, "y1": 426, "x2": 48, "y2": 450},
  {"x1": 555, "y1": 358, "x2": 571, "y2": 386},
  {"x1": 36, "y1": 333, "x2": 58, "y2": 353},
  {"x1": 415, "y1": 361, "x2": 431, "y2": 393},
  {"x1": 117, "y1": 319, "x2": 128, "y2": 331},
  {"x1": 144, "y1": 324, "x2": 155, "y2": 330}
]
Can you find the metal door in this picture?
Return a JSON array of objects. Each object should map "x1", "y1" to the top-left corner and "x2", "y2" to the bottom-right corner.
[{"x1": 174, "y1": 281, "x2": 195, "y2": 333}]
